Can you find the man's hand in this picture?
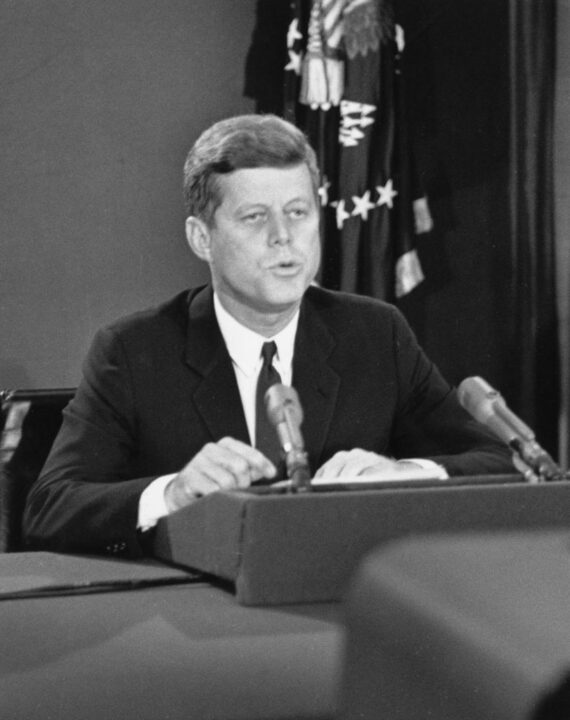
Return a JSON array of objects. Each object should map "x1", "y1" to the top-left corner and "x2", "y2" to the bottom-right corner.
[
  {"x1": 164, "y1": 437, "x2": 276, "y2": 513},
  {"x1": 314, "y1": 449, "x2": 412, "y2": 479}
]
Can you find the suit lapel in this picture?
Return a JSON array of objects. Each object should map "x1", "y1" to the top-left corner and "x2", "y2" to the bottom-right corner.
[
  {"x1": 293, "y1": 294, "x2": 340, "y2": 469},
  {"x1": 182, "y1": 286, "x2": 341, "y2": 465},
  {"x1": 183, "y1": 287, "x2": 250, "y2": 444}
]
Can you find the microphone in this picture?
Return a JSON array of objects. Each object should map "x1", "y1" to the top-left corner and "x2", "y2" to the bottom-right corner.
[
  {"x1": 457, "y1": 376, "x2": 563, "y2": 482},
  {"x1": 264, "y1": 384, "x2": 312, "y2": 492}
]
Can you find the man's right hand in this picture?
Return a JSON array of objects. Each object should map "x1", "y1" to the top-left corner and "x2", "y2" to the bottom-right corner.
[{"x1": 164, "y1": 437, "x2": 277, "y2": 513}]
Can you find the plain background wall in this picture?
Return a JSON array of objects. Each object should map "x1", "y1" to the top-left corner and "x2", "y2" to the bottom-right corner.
[{"x1": 0, "y1": 0, "x2": 256, "y2": 388}]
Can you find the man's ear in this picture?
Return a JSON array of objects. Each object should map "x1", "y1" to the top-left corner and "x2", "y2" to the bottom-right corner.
[{"x1": 185, "y1": 216, "x2": 212, "y2": 262}]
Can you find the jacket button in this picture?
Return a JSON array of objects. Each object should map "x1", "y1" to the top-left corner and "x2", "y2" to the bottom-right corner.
[{"x1": 105, "y1": 541, "x2": 126, "y2": 554}]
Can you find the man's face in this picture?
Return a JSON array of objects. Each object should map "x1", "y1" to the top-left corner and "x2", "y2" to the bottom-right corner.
[{"x1": 198, "y1": 164, "x2": 321, "y2": 330}]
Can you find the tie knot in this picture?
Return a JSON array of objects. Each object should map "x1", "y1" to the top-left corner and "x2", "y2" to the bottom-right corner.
[{"x1": 261, "y1": 341, "x2": 277, "y2": 367}]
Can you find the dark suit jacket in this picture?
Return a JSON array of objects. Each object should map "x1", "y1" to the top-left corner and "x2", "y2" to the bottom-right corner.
[{"x1": 23, "y1": 285, "x2": 513, "y2": 556}]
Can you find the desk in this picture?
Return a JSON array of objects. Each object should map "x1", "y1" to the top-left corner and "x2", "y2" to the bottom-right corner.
[
  {"x1": 155, "y1": 478, "x2": 570, "y2": 605},
  {"x1": 340, "y1": 530, "x2": 570, "y2": 720},
  {"x1": 0, "y1": 560, "x2": 342, "y2": 720}
]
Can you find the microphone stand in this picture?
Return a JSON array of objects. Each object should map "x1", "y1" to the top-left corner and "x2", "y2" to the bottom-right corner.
[
  {"x1": 283, "y1": 446, "x2": 312, "y2": 493},
  {"x1": 509, "y1": 438, "x2": 565, "y2": 483},
  {"x1": 265, "y1": 384, "x2": 313, "y2": 493}
]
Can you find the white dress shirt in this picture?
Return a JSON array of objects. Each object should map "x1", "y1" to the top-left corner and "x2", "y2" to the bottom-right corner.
[{"x1": 213, "y1": 293, "x2": 299, "y2": 445}]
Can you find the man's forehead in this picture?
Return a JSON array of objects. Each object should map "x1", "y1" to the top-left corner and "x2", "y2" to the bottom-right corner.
[{"x1": 216, "y1": 164, "x2": 314, "y2": 202}]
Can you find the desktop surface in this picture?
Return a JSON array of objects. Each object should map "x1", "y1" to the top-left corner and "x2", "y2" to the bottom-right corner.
[{"x1": 0, "y1": 554, "x2": 342, "y2": 720}]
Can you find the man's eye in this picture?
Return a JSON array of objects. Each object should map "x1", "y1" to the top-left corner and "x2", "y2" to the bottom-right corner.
[
  {"x1": 288, "y1": 208, "x2": 308, "y2": 219},
  {"x1": 243, "y1": 212, "x2": 266, "y2": 223}
]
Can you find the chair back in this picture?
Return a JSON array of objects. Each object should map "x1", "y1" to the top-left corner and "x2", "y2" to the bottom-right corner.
[{"x1": 0, "y1": 389, "x2": 75, "y2": 551}]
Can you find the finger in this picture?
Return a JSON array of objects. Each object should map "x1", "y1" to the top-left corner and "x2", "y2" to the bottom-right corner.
[
  {"x1": 217, "y1": 437, "x2": 277, "y2": 481},
  {"x1": 192, "y1": 453, "x2": 243, "y2": 490},
  {"x1": 314, "y1": 451, "x2": 349, "y2": 479},
  {"x1": 165, "y1": 470, "x2": 226, "y2": 512},
  {"x1": 195, "y1": 440, "x2": 276, "y2": 487},
  {"x1": 175, "y1": 455, "x2": 235, "y2": 494},
  {"x1": 315, "y1": 450, "x2": 395, "y2": 479},
  {"x1": 362, "y1": 459, "x2": 416, "y2": 476},
  {"x1": 335, "y1": 452, "x2": 388, "y2": 477},
  {"x1": 190, "y1": 445, "x2": 253, "y2": 489}
]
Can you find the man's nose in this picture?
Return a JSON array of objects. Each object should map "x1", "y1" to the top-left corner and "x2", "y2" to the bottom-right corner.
[{"x1": 268, "y1": 214, "x2": 291, "y2": 245}]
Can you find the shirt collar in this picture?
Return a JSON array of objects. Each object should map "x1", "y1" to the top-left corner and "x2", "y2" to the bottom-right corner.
[{"x1": 213, "y1": 293, "x2": 299, "y2": 377}]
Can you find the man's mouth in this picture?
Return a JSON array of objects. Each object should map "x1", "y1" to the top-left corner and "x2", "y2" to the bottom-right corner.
[{"x1": 269, "y1": 259, "x2": 302, "y2": 274}]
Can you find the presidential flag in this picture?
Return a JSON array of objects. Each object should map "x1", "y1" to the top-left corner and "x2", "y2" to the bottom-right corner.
[{"x1": 246, "y1": 0, "x2": 429, "y2": 301}]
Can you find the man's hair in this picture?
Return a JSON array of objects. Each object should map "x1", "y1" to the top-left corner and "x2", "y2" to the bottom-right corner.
[{"x1": 183, "y1": 114, "x2": 320, "y2": 224}]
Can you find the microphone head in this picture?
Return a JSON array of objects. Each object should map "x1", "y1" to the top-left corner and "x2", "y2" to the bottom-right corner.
[
  {"x1": 457, "y1": 376, "x2": 502, "y2": 425},
  {"x1": 264, "y1": 384, "x2": 304, "y2": 427},
  {"x1": 457, "y1": 375, "x2": 535, "y2": 444}
]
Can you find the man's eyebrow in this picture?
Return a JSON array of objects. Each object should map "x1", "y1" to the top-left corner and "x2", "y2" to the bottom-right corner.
[
  {"x1": 286, "y1": 195, "x2": 311, "y2": 202},
  {"x1": 233, "y1": 202, "x2": 267, "y2": 212}
]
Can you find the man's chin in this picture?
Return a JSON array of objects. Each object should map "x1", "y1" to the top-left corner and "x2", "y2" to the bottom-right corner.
[{"x1": 259, "y1": 283, "x2": 309, "y2": 311}]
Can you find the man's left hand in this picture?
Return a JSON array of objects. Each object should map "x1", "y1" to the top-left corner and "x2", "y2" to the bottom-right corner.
[{"x1": 314, "y1": 449, "x2": 408, "y2": 479}]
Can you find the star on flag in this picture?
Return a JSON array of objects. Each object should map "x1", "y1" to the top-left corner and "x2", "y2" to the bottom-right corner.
[
  {"x1": 318, "y1": 178, "x2": 331, "y2": 206},
  {"x1": 376, "y1": 179, "x2": 398, "y2": 208},
  {"x1": 351, "y1": 190, "x2": 376, "y2": 221},
  {"x1": 330, "y1": 199, "x2": 351, "y2": 229}
]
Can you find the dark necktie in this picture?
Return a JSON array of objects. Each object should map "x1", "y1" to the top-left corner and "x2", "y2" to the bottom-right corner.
[{"x1": 255, "y1": 341, "x2": 283, "y2": 470}]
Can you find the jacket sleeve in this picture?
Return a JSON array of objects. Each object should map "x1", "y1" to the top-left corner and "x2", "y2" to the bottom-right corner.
[
  {"x1": 23, "y1": 326, "x2": 155, "y2": 558},
  {"x1": 389, "y1": 307, "x2": 516, "y2": 477}
]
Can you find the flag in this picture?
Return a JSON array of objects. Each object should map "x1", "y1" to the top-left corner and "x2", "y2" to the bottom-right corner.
[{"x1": 282, "y1": 0, "x2": 426, "y2": 300}]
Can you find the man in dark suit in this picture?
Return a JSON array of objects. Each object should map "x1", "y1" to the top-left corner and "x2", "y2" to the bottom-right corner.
[{"x1": 23, "y1": 114, "x2": 513, "y2": 557}]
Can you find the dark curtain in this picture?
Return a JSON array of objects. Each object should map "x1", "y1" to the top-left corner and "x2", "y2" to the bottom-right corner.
[{"x1": 509, "y1": 0, "x2": 559, "y2": 456}]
